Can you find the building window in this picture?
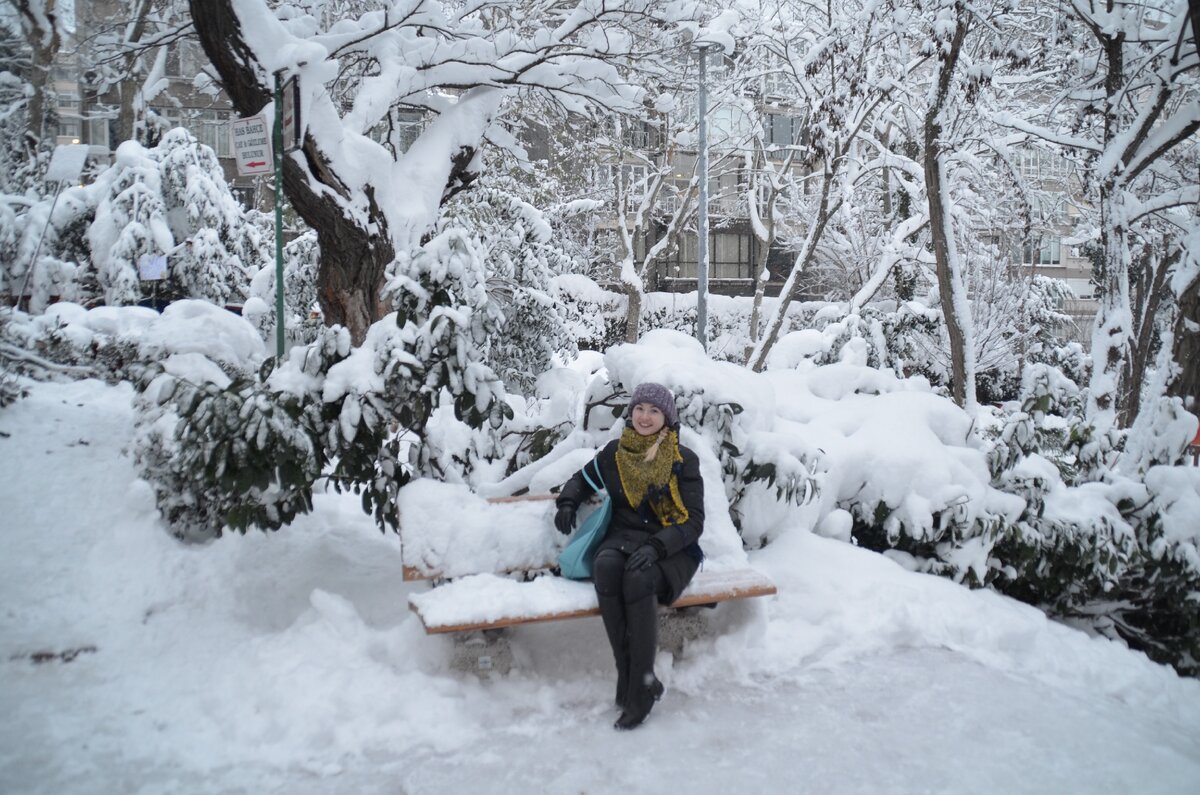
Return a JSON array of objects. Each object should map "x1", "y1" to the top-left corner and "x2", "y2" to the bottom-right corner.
[
  {"x1": 1015, "y1": 236, "x2": 1062, "y2": 266},
  {"x1": 713, "y1": 231, "x2": 752, "y2": 279},
  {"x1": 165, "y1": 41, "x2": 201, "y2": 78},
  {"x1": 763, "y1": 65, "x2": 788, "y2": 99},
  {"x1": 625, "y1": 121, "x2": 658, "y2": 150},
  {"x1": 57, "y1": 119, "x2": 81, "y2": 139},
  {"x1": 230, "y1": 186, "x2": 256, "y2": 211},
  {"x1": 368, "y1": 109, "x2": 425, "y2": 155},
  {"x1": 395, "y1": 110, "x2": 424, "y2": 153},
  {"x1": 664, "y1": 231, "x2": 754, "y2": 280},
  {"x1": 194, "y1": 110, "x2": 232, "y2": 157},
  {"x1": 764, "y1": 113, "x2": 808, "y2": 155},
  {"x1": 86, "y1": 116, "x2": 110, "y2": 148},
  {"x1": 152, "y1": 107, "x2": 232, "y2": 158},
  {"x1": 1018, "y1": 147, "x2": 1068, "y2": 180},
  {"x1": 597, "y1": 163, "x2": 650, "y2": 208}
]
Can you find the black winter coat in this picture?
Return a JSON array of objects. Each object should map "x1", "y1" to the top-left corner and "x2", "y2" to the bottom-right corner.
[{"x1": 556, "y1": 437, "x2": 705, "y2": 604}]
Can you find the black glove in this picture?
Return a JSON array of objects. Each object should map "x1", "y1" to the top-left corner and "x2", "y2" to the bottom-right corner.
[
  {"x1": 625, "y1": 543, "x2": 662, "y2": 571},
  {"x1": 555, "y1": 504, "x2": 576, "y2": 535}
]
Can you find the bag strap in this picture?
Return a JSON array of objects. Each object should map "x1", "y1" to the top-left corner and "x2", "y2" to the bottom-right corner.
[{"x1": 580, "y1": 457, "x2": 606, "y2": 494}]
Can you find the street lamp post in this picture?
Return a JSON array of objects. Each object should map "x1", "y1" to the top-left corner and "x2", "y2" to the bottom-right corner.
[{"x1": 695, "y1": 43, "x2": 714, "y2": 352}]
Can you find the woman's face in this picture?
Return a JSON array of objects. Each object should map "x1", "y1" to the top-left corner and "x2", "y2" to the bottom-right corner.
[{"x1": 631, "y1": 402, "x2": 666, "y2": 436}]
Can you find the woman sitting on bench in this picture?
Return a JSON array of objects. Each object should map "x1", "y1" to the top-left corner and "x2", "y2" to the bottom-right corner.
[{"x1": 555, "y1": 382, "x2": 705, "y2": 730}]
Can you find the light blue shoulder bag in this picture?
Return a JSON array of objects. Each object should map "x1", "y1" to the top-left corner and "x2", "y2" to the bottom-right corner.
[{"x1": 558, "y1": 463, "x2": 611, "y2": 580}]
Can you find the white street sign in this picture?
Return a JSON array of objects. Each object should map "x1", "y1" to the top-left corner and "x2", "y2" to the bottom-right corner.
[{"x1": 231, "y1": 114, "x2": 272, "y2": 176}]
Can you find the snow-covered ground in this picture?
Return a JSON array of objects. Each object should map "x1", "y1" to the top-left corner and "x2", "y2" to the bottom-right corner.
[{"x1": 2, "y1": 377, "x2": 1199, "y2": 794}]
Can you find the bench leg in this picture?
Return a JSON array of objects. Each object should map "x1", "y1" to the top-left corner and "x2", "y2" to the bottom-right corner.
[
  {"x1": 659, "y1": 607, "x2": 711, "y2": 658},
  {"x1": 450, "y1": 628, "x2": 513, "y2": 676}
]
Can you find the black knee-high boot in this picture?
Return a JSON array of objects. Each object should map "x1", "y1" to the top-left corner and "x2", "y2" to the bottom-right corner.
[
  {"x1": 597, "y1": 594, "x2": 629, "y2": 706},
  {"x1": 593, "y1": 551, "x2": 630, "y2": 707},
  {"x1": 615, "y1": 570, "x2": 665, "y2": 730}
]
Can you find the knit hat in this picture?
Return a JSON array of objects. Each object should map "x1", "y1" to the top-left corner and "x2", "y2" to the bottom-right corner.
[{"x1": 628, "y1": 382, "x2": 679, "y2": 428}]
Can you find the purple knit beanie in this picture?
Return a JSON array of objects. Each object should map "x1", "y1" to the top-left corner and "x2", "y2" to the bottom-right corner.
[{"x1": 629, "y1": 382, "x2": 679, "y2": 428}]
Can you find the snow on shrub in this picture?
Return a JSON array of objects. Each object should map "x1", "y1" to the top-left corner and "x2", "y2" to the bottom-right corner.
[
  {"x1": 129, "y1": 221, "x2": 513, "y2": 540},
  {"x1": 438, "y1": 177, "x2": 576, "y2": 395},
  {"x1": 1, "y1": 130, "x2": 269, "y2": 311},
  {"x1": 5, "y1": 283, "x2": 1198, "y2": 674},
  {"x1": 243, "y1": 230, "x2": 322, "y2": 347},
  {"x1": 984, "y1": 363, "x2": 1200, "y2": 673},
  {"x1": 556, "y1": 276, "x2": 1073, "y2": 404}
]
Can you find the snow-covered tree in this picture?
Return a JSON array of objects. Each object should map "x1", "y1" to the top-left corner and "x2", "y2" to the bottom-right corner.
[
  {"x1": 74, "y1": 0, "x2": 193, "y2": 144},
  {"x1": 439, "y1": 173, "x2": 576, "y2": 395},
  {"x1": 155, "y1": 128, "x2": 269, "y2": 304},
  {"x1": 191, "y1": 0, "x2": 703, "y2": 345},
  {"x1": 740, "y1": 0, "x2": 920, "y2": 372},
  {"x1": 1, "y1": 0, "x2": 63, "y2": 157},
  {"x1": 86, "y1": 141, "x2": 171, "y2": 306},
  {"x1": 996, "y1": 0, "x2": 1200, "y2": 430},
  {"x1": 244, "y1": 230, "x2": 322, "y2": 347}
]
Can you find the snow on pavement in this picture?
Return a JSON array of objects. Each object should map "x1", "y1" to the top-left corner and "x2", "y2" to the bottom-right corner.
[{"x1": 1, "y1": 378, "x2": 1198, "y2": 794}]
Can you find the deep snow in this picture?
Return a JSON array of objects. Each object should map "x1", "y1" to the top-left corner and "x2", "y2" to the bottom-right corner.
[{"x1": 2, "y1": 377, "x2": 1199, "y2": 794}]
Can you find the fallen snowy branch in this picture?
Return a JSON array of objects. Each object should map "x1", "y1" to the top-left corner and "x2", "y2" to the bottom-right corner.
[{"x1": 0, "y1": 342, "x2": 94, "y2": 376}]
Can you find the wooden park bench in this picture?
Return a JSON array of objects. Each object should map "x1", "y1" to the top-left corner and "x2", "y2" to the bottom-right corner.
[{"x1": 398, "y1": 479, "x2": 777, "y2": 674}]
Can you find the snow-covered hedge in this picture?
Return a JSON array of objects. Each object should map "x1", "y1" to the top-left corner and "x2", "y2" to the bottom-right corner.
[
  {"x1": 479, "y1": 331, "x2": 1198, "y2": 674},
  {"x1": 555, "y1": 275, "x2": 1074, "y2": 403},
  {"x1": 4, "y1": 291, "x2": 1197, "y2": 675},
  {"x1": 983, "y1": 364, "x2": 1200, "y2": 673},
  {"x1": 1, "y1": 129, "x2": 270, "y2": 311}
]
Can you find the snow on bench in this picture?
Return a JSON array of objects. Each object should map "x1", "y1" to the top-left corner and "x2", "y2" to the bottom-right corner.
[
  {"x1": 408, "y1": 568, "x2": 777, "y2": 634},
  {"x1": 397, "y1": 436, "x2": 776, "y2": 636}
]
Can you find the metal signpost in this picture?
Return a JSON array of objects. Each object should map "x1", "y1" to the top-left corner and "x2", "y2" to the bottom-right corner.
[
  {"x1": 270, "y1": 72, "x2": 303, "y2": 359},
  {"x1": 232, "y1": 73, "x2": 300, "y2": 358}
]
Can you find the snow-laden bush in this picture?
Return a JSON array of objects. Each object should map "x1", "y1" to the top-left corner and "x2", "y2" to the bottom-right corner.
[
  {"x1": 154, "y1": 130, "x2": 271, "y2": 305},
  {"x1": 243, "y1": 230, "x2": 323, "y2": 347},
  {"x1": 132, "y1": 224, "x2": 512, "y2": 539},
  {"x1": 0, "y1": 300, "x2": 259, "y2": 386},
  {"x1": 0, "y1": 309, "x2": 32, "y2": 407},
  {"x1": 981, "y1": 364, "x2": 1200, "y2": 674},
  {"x1": 438, "y1": 177, "x2": 576, "y2": 395},
  {"x1": 555, "y1": 275, "x2": 1074, "y2": 404},
  {"x1": 1, "y1": 130, "x2": 269, "y2": 311}
]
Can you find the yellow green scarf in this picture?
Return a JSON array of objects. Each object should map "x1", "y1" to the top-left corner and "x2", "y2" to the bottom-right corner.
[{"x1": 615, "y1": 427, "x2": 689, "y2": 527}]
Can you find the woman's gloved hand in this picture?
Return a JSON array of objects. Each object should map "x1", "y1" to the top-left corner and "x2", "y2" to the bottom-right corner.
[
  {"x1": 555, "y1": 504, "x2": 577, "y2": 535},
  {"x1": 625, "y1": 542, "x2": 662, "y2": 571}
]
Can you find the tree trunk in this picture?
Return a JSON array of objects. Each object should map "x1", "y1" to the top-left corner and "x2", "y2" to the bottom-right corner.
[
  {"x1": 114, "y1": 0, "x2": 156, "y2": 143},
  {"x1": 623, "y1": 283, "x2": 642, "y2": 343},
  {"x1": 1120, "y1": 246, "x2": 1175, "y2": 428},
  {"x1": 922, "y1": 10, "x2": 974, "y2": 409},
  {"x1": 923, "y1": 139, "x2": 973, "y2": 409},
  {"x1": 15, "y1": 0, "x2": 61, "y2": 157},
  {"x1": 1170, "y1": 273, "x2": 1200, "y2": 412},
  {"x1": 748, "y1": 244, "x2": 771, "y2": 344},
  {"x1": 1087, "y1": 29, "x2": 1130, "y2": 426},
  {"x1": 193, "y1": 0, "x2": 478, "y2": 345}
]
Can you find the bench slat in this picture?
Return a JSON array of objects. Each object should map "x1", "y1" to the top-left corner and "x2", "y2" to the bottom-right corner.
[{"x1": 409, "y1": 568, "x2": 777, "y2": 635}]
